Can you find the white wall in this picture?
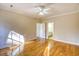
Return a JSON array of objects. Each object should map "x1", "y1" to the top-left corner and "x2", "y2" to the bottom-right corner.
[
  {"x1": 42, "y1": 12, "x2": 79, "y2": 45},
  {"x1": 0, "y1": 22, "x2": 10, "y2": 49},
  {"x1": 0, "y1": 9, "x2": 40, "y2": 47}
]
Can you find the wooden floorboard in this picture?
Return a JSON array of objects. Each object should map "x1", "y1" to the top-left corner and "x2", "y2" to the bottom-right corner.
[
  {"x1": 19, "y1": 39, "x2": 79, "y2": 56},
  {"x1": 0, "y1": 39, "x2": 79, "y2": 56}
]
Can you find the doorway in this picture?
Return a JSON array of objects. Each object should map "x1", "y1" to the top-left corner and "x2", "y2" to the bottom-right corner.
[
  {"x1": 36, "y1": 22, "x2": 54, "y2": 40},
  {"x1": 36, "y1": 23, "x2": 45, "y2": 39},
  {"x1": 47, "y1": 22, "x2": 54, "y2": 39}
]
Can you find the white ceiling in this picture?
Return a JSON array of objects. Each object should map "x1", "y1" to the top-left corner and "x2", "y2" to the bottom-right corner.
[{"x1": 0, "y1": 3, "x2": 79, "y2": 19}]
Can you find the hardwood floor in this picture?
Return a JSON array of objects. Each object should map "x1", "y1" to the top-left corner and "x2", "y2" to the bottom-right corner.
[
  {"x1": 19, "y1": 40, "x2": 48, "y2": 56},
  {"x1": 19, "y1": 39, "x2": 79, "y2": 56},
  {"x1": 0, "y1": 45, "x2": 20, "y2": 56},
  {"x1": 0, "y1": 47, "x2": 10, "y2": 56},
  {"x1": 0, "y1": 39, "x2": 79, "y2": 56}
]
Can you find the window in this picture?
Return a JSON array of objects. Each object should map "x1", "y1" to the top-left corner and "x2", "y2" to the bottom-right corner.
[
  {"x1": 7, "y1": 31, "x2": 24, "y2": 55},
  {"x1": 8, "y1": 31, "x2": 24, "y2": 44}
]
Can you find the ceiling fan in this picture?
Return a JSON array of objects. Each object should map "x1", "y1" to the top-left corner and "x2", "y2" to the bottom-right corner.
[{"x1": 35, "y1": 3, "x2": 54, "y2": 15}]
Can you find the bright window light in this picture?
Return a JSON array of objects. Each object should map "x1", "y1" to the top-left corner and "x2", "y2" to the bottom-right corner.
[
  {"x1": 7, "y1": 31, "x2": 24, "y2": 45},
  {"x1": 6, "y1": 31, "x2": 24, "y2": 55}
]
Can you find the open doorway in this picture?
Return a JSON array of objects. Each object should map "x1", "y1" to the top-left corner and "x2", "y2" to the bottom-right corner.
[
  {"x1": 36, "y1": 23, "x2": 45, "y2": 39},
  {"x1": 47, "y1": 22, "x2": 54, "y2": 39},
  {"x1": 36, "y1": 22, "x2": 54, "y2": 40}
]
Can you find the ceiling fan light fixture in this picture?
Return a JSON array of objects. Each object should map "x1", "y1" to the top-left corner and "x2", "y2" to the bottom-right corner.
[
  {"x1": 39, "y1": 12, "x2": 44, "y2": 15},
  {"x1": 35, "y1": 6, "x2": 49, "y2": 16}
]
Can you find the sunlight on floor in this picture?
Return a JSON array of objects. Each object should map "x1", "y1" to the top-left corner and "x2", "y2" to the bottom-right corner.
[{"x1": 43, "y1": 42, "x2": 51, "y2": 56}]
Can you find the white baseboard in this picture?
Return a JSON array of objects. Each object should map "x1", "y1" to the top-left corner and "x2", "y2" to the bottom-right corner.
[{"x1": 53, "y1": 39, "x2": 79, "y2": 46}]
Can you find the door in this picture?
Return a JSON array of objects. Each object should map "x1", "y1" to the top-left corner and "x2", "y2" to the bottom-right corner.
[{"x1": 36, "y1": 23, "x2": 45, "y2": 39}]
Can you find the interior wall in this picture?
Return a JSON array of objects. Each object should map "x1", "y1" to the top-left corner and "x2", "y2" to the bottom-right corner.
[
  {"x1": 42, "y1": 12, "x2": 79, "y2": 44},
  {"x1": 0, "y1": 23, "x2": 10, "y2": 49},
  {"x1": 0, "y1": 9, "x2": 40, "y2": 43}
]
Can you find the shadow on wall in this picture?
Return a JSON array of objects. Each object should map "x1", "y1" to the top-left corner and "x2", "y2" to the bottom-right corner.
[{"x1": 0, "y1": 22, "x2": 10, "y2": 49}]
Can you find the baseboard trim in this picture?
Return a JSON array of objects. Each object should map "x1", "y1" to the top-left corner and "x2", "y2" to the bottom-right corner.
[{"x1": 53, "y1": 39, "x2": 79, "y2": 46}]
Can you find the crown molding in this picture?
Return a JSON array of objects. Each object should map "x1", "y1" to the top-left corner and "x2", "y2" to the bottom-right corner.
[{"x1": 47, "y1": 10, "x2": 79, "y2": 19}]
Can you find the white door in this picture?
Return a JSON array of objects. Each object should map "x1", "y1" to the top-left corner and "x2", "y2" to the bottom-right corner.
[{"x1": 36, "y1": 23, "x2": 45, "y2": 39}]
